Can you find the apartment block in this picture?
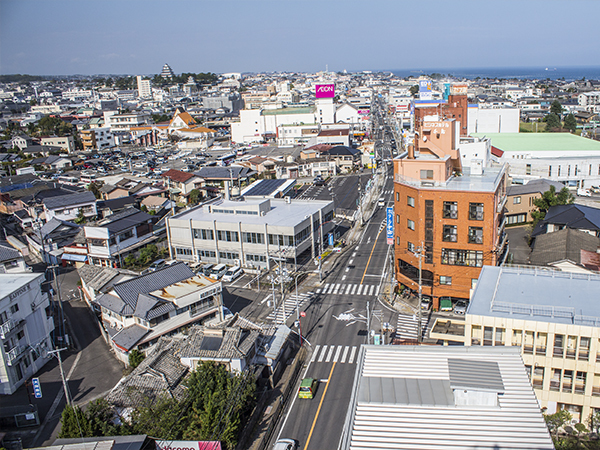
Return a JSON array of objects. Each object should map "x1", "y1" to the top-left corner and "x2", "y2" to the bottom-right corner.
[{"x1": 394, "y1": 117, "x2": 507, "y2": 309}]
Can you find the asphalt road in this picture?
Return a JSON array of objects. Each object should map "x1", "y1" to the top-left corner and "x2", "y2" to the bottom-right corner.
[{"x1": 275, "y1": 168, "x2": 398, "y2": 450}]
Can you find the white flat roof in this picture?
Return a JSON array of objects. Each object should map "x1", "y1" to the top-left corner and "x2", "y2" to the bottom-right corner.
[{"x1": 0, "y1": 273, "x2": 44, "y2": 301}]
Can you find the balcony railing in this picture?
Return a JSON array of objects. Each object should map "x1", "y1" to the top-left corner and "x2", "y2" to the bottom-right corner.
[
  {"x1": 497, "y1": 216, "x2": 507, "y2": 235},
  {"x1": 574, "y1": 384, "x2": 586, "y2": 395},
  {"x1": 533, "y1": 379, "x2": 543, "y2": 388},
  {"x1": 497, "y1": 194, "x2": 508, "y2": 213},
  {"x1": 536, "y1": 346, "x2": 547, "y2": 356},
  {"x1": 554, "y1": 346, "x2": 565, "y2": 357},
  {"x1": 566, "y1": 349, "x2": 577, "y2": 359},
  {"x1": 524, "y1": 344, "x2": 534, "y2": 354},
  {"x1": 550, "y1": 381, "x2": 560, "y2": 392},
  {"x1": 562, "y1": 382, "x2": 573, "y2": 393},
  {"x1": 579, "y1": 350, "x2": 589, "y2": 361},
  {"x1": 0, "y1": 319, "x2": 15, "y2": 339},
  {"x1": 7, "y1": 344, "x2": 25, "y2": 366},
  {"x1": 592, "y1": 386, "x2": 600, "y2": 397}
]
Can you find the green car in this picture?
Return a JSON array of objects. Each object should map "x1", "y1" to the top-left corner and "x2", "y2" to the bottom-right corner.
[{"x1": 298, "y1": 377, "x2": 318, "y2": 399}]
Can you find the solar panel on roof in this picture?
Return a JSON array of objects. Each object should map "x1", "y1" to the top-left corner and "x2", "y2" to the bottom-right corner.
[{"x1": 245, "y1": 179, "x2": 287, "y2": 197}]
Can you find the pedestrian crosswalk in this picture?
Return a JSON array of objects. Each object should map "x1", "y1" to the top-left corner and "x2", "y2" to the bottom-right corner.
[
  {"x1": 382, "y1": 189, "x2": 393, "y2": 195},
  {"x1": 266, "y1": 292, "x2": 313, "y2": 323},
  {"x1": 395, "y1": 313, "x2": 431, "y2": 340},
  {"x1": 311, "y1": 344, "x2": 358, "y2": 364},
  {"x1": 315, "y1": 283, "x2": 380, "y2": 296}
]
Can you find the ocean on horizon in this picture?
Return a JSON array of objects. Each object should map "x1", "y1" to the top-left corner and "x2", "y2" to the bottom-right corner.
[{"x1": 389, "y1": 66, "x2": 600, "y2": 81}]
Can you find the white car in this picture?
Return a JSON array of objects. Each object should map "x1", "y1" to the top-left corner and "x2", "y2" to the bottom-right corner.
[
  {"x1": 222, "y1": 266, "x2": 243, "y2": 282},
  {"x1": 273, "y1": 439, "x2": 297, "y2": 450}
]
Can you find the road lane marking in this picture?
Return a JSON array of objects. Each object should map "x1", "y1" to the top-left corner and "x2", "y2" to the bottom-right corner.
[
  {"x1": 345, "y1": 285, "x2": 352, "y2": 295},
  {"x1": 312, "y1": 345, "x2": 320, "y2": 362},
  {"x1": 333, "y1": 283, "x2": 341, "y2": 294},
  {"x1": 349, "y1": 346, "x2": 357, "y2": 364},
  {"x1": 351, "y1": 284, "x2": 357, "y2": 295},
  {"x1": 349, "y1": 259, "x2": 354, "y2": 265},
  {"x1": 360, "y1": 226, "x2": 384, "y2": 284},
  {"x1": 317, "y1": 346, "x2": 327, "y2": 362},
  {"x1": 356, "y1": 284, "x2": 363, "y2": 295},
  {"x1": 303, "y1": 362, "x2": 337, "y2": 450},
  {"x1": 352, "y1": 252, "x2": 356, "y2": 257},
  {"x1": 341, "y1": 346, "x2": 349, "y2": 363},
  {"x1": 316, "y1": 288, "x2": 321, "y2": 293},
  {"x1": 327, "y1": 284, "x2": 335, "y2": 294},
  {"x1": 325, "y1": 346, "x2": 335, "y2": 362},
  {"x1": 345, "y1": 267, "x2": 349, "y2": 272},
  {"x1": 368, "y1": 285, "x2": 375, "y2": 296},
  {"x1": 341, "y1": 275, "x2": 346, "y2": 281},
  {"x1": 333, "y1": 345, "x2": 342, "y2": 362},
  {"x1": 375, "y1": 285, "x2": 380, "y2": 296}
]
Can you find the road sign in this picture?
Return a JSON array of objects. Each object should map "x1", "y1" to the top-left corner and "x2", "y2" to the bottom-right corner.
[
  {"x1": 386, "y1": 207, "x2": 394, "y2": 245},
  {"x1": 328, "y1": 233, "x2": 334, "y2": 246},
  {"x1": 300, "y1": 311, "x2": 306, "y2": 317},
  {"x1": 32, "y1": 377, "x2": 42, "y2": 398}
]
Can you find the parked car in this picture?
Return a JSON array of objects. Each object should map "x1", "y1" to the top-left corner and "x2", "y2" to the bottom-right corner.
[
  {"x1": 209, "y1": 263, "x2": 227, "y2": 280},
  {"x1": 222, "y1": 266, "x2": 243, "y2": 282},
  {"x1": 453, "y1": 300, "x2": 468, "y2": 315},
  {"x1": 147, "y1": 259, "x2": 166, "y2": 272}
]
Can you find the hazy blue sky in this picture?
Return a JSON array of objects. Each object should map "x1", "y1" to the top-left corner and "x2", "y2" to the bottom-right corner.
[{"x1": 1, "y1": 0, "x2": 598, "y2": 76}]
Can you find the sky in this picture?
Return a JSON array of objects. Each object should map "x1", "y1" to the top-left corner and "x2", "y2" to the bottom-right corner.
[{"x1": 1, "y1": 0, "x2": 599, "y2": 76}]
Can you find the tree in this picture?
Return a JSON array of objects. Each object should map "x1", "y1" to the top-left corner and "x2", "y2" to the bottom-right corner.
[
  {"x1": 409, "y1": 85, "x2": 419, "y2": 97},
  {"x1": 138, "y1": 244, "x2": 158, "y2": 266},
  {"x1": 188, "y1": 189, "x2": 202, "y2": 205},
  {"x1": 550, "y1": 100, "x2": 563, "y2": 117},
  {"x1": 545, "y1": 112, "x2": 561, "y2": 131},
  {"x1": 74, "y1": 208, "x2": 86, "y2": 225},
  {"x1": 564, "y1": 113, "x2": 577, "y2": 133},
  {"x1": 59, "y1": 405, "x2": 93, "y2": 438},
  {"x1": 86, "y1": 398, "x2": 126, "y2": 437},
  {"x1": 531, "y1": 185, "x2": 575, "y2": 228},
  {"x1": 544, "y1": 409, "x2": 572, "y2": 436},
  {"x1": 130, "y1": 396, "x2": 184, "y2": 439},
  {"x1": 88, "y1": 181, "x2": 103, "y2": 199},
  {"x1": 587, "y1": 410, "x2": 600, "y2": 434},
  {"x1": 128, "y1": 349, "x2": 145, "y2": 369}
]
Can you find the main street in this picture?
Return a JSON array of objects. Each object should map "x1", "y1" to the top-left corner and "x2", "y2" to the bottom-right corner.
[{"x1": 274, "y1": 164, "x2": 399, "y2": 450}]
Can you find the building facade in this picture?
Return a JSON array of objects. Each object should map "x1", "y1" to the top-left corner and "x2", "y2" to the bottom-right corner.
[{"x1": 0, "y1": 273, "x2": 54, "y2": 395}]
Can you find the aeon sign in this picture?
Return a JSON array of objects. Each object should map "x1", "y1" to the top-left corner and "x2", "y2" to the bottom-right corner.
[{"x1": 315, "y1": 84, "x2": 335, "y2": 98}]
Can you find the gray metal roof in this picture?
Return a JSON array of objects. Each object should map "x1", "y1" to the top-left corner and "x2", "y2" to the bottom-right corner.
[
  {"x1": 0, "y1": 240, "x2": 22, "y2": 263},
  {"x1": 468, "y1": 265, "x2": 600, "y2": 326},
  {"x1": 111, "y1": 324, "x2": 150, "y2": 351},
  {"x1": 98, "y1": 207, "x2": 153, "y2": 234},
  {"x1": 342, "y1": 345, "x2": 554, "y2": 450},
  {"x1": 530, "y1": 228, "x2": 600, "y2": 266},
  {"x1": 243, "y1": 179, "x2": 287, "y2": 197},
  {"x1": 43, "y1": 190, "x2": 96, "y2": 209},
  {"x1": 113, "y1": 262, "x2": 195, "y2": 311},
  {"x1": 447, "y1": 358, "x2": 504, "y2": 393},
  {"x1": 507, "y1": 178, "x2": 564, "y2": 196}
]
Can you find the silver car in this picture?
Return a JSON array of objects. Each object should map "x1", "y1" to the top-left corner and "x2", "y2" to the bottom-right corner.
[{"x1": 454, "y1": 300, "x2": 468, "y2": 315}]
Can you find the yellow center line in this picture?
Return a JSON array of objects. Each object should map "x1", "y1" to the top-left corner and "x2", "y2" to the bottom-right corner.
[
  {"x1": 360, "y1": 226, "x2": 383, "y2": 285},
  {"x1": 303, "y1": 362, "x2": 336, "y2": 450}
]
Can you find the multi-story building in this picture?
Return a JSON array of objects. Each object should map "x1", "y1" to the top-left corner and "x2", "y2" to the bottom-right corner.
[
  {"x1": 464, "y1": 265, "x2": 600, "y2": 423},
  {"x1": 505, "y1": 179, "x2": 565, "y2": 225},
  {"x1": 80, "y1": 127, "x2": 115, "y2": 151},
  {"x1": 43, "y1": 191, "x2": 97, "y2": 223},
  {"x1": 103, "y1": 111, "x2": 152, "y2": 133},
  {"x1": 136, "y1": 76, "x2": 152, "y2": 99},
  {"x1": 40, "y1": 135, "x2": 75, "y2": 153},
  {"x1": 167, "y1": 197, "x2": 334, "y2": 269},
  {"x1": 0, "y1": 273, "x2": 54, "y2": 394},
  {"x1": 393, "y1": 117, "x2": 508, "y2": 309}
]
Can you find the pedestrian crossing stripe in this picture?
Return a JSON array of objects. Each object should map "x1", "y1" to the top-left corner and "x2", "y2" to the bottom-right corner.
[
  {"x1": 312, "y1": 344, "x2": 358, "y2": 364},
  {"x1": 315, "y1": 284, "x2": 380, "y2": 296},
  {"x1": 395, "y1": 313, "x2": 431, "y2": 340},
  {"x1": 266, "y1": 293, "x2": 313, "y2": 322}
]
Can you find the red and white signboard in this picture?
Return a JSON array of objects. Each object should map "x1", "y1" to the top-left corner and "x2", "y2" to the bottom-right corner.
[
  {"x1": 156, "y1": 441, "x2": 221, "y2": 450},
  {"x1": 300, "y1": 311, "x2": 306, "y2": 317},
  {"x1": 315, "y1": 84, "x2": 335, "y2": 98}
]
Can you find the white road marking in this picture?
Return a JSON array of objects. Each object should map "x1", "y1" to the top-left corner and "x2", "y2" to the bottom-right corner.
[
  {"x1": 333, "y1": 346, "x2": 342, "y2": 362},
  {"x1": 312, "y1": 345, "x2": 321, "y2": 362},
  {"x1": 345, "y1": 267, "x2": 350, "y2": 272},
  {"x1": 356, "y1": 284, "x2": 364, "y2": 295},
  {"x1": 375, "y1": 285, "x2": 380, "y2": 296},
  {"x1": 318, "y1": 345, "x2": 327, "y2": 362},
  {"x1": 341, "y1": 275, "x2": 346, "y2": 281},
  {"x1": 349, "y1": 259, "x2": 354, "y2": 265},
  {"x1": 348, "y1": 346, "x2": 357, "y2": 364},
  {"x1": 341, "y1": 346, "x2": 349, "y2": 363},
  {"x1": 368, "y1": 285, "x2": 375, "y2": 296},
  {"x1": 325, "y1": 346, "x2": 335, "y2": 362},
  {"x1": 345, "y1": 284, "x2": 352, "y2": 295},
  {"x1": 351, "y1": 284, "x2": 357, "y2": 295}
]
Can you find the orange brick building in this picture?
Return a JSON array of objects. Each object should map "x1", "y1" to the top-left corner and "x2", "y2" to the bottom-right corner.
[{"x1": 394, "y1": 115, "x2": 508, "y2": 309}]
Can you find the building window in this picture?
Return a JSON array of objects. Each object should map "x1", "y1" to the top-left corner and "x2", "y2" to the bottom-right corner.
[
  {"x1": 193, "y1": 229, "x2": 214, "y2": 240},
  {"x1": 175, "y1": 247, "x2": 193, "y2": 256},
  {"x1": 441, "y1": 249, "x2": 483, "y2": 267},
  {"x1": 396, "y1": 214, "x2": 400, "y2": 224},
  {"x1": 396, "y1": 236, "x2": 400, "y2": 245},
  {"x1": 268, "y1": 234, "x2": 294, "y2": 246},
  {"x1": 554, "y1": 334, "x2": 565, "y2": 358},
  {"x1": 575, "y1": 371, "x2": 586, "y2": 395},
  {"x1": 407, "y1": 219, "x2": 415, "y2": 230},
  {"x1": 532, "y1": 367, "x2": 544, "y2": 389},
  {"x1": 580, "y1": 337, "x2": 590, "y2": 361},
  {"x1": 198, "y1": 250, "x2": 216, "y2": 259},
  {"x1": 246, "y1": 254, "x2": 266, "y2": 263},
  {"x1": 10, "y1": 303, "x2": 19, "y2": 313},
  {"x1": 549, "y1": 165, "x2": 552, "y2": 177},
  {"x1": 407, "y1": 196, "x2": 415, "y2": 207},
  {"x1": 219, "y1": 251, "x2": 239, "y2": 260},
  {"x1": 526, "y1": 164, "x2": 531, "y2": 175},
  {"x1": 119, "y1": 229, "x2": 134, "y2": 241},
  {"x1": 420, "y1": 170, "x2": 434, "y2": 180},
  {"x1": 442, "y1": 201, "x2": 458, "y2": 219},
  {"x1": 483, "y1": 326, "x2": 493, "y2": 346},
  {"x1": 550, "y1": 369, "x2": 561, "y2": 392},
  {"x1": 217, "y1": 230, "x2": 239, "y2": 242},
  {"x1": 567, "y1": 335, "x2": 578, "y2": 359},
  {"x1": 471, "y1": 325, "x2": 482, "y2": 345},
  {"x1": 468, "y1": 227, "x2": 483, "y2": 244},
  {"x1": 469, "y1": 203, "x2": 484, "y2": 221},
  {"x1": 513, "y1": 196, "x2": 521, "y2": 204},
  {"x1": 442, "y1": 225, "x2": 457, "y2": 242},
  {"x1": 407, "y1": 242, "x2": 415, "y2": 252},
  {"x1": 512, "y1": 329, "x2": 522, "y2": 347},
  {"x1": 536, "y1": 332, "x2": 547, "y2": 356},
  {"x1": 242, "y1": 232, "x2": 265, "y2": 244},
  {"x1": 439, "y1": 276, "x2": 452, "y2": 285}
]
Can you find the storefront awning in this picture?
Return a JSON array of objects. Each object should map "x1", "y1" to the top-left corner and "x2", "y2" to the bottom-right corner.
[{"x1": 62, "y1": 253, "x2": 87, "y2": 262}]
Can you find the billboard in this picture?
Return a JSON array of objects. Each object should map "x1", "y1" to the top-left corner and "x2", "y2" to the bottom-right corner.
[
  {"x1": 419, "y1": 80, "x2": 432, "y2": 100},
  {"x1": 451, "y1": 83, "x2": 468, "y2": 95},
  {"x1": 315, "y1": 84, "x2": 335, "y2": 98},
  {"x1": 156, "y1": 441, "x2": 221, "y2": 450},
  {"x1": 386, "y1": 207, "x2": 394, "y2": 245}
]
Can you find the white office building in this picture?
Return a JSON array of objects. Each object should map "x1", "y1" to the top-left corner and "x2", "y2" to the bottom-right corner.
[
  {"x1": 167, "y1": 197, "x2": 334, "y2": 269},
  {"x1": 0, "y1": 273, "x2": 54, "y2": 395}
]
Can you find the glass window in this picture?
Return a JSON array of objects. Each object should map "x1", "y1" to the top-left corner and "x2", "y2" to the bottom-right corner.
[
  {"x1": 513, "y1": 196, "x2": 521, "y2": 204},
  {"x1": 471, "y1": 325, "x2": 482, "y2": 346},
  {"x1": 563, "y1": 370, "x2": 574, "y2": 393},
  {"x1": 554, "y1": 334, "x2": 565, "y2": 358},
  {"x1": 532, "y1": 367, "x2": 544, "y2": 388},
  {"x1": 217, "y1": 230, "x2": 239, "y2": 242},
  {"x1": 575, "y1": 371, "x2": 586, "y2": 395},
  {"x1": 524, "y1": 331, "x2": 534, "y2": 354},
  {"x1": 407, "y1": 196, "x2": 415, "y2": 207},
  {"x1": 396, "y1": 214, "x2": 400, "y2": 224},
  {"x1": 442, "y1": 201, "x2": 458, "y2": 219},
  {"x1": 407, "y1": 242, "x2": 415, "y2": 252},
  {"x1": 512, "y1": 329, "x2": 522, "y2": 347},
  {"x1": 469, "y1": 203, "x2": 484, "y2": 221},
  {"x1": 468, "y1": 227, "x2": 483, "y2": 244},
  {"x1": 439, "y1": 276, "x2": 452, "y2": 285},
  {"x1": 420, "y1": 169, "x2": 433, "y2": 180},
  {"x1": 580, "y1": 337, "x2": 590, "y2": 361},
  {"x1": 441, "y1": 249, "x2": 483, "y2": 267},
  {"x1": 536, "y1": 332, "x2": 547, "y2": 356},
  {"x1": 495, "y1": 328, "x2": 505, "y2": 346},
  {"x1": 442, "y1": 225, "x2": 457, "y2": 242},
  {"x1": 550, "y1": 369, "x2": 561, "y2": 392},
  {"x1": 483, "y1": 326, "x2": 493, "y2": 346},
  {"x1": 407, "y1": 219, "x2": 415, "y2": 230},
  {"x1": 567, "y1": 335, "x2": 577, "y2": 359},
  {"x1": 396, "y1": 192, "x2": 399, "y2": 202}
]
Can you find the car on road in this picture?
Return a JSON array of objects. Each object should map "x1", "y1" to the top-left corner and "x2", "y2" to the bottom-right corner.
[
  {"x1": 273, "y1": 439, "x2": 298, "y2": 450},
  {"x1": 313, "y1": 176, "x2": 324, "y2": 186},
  {"x1": 453, "y1": 300, "x2": 468, "y2": 315},
  {"x1": 378, "y1": 197, "x2": 385, "y2": 207},
  {"x1": 298, "y1": 377, "x2": 318, "y2": 399}
]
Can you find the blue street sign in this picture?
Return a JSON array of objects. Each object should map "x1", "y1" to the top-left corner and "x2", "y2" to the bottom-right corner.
[
  {"x1": 32, "y1": 377, "x2": 42, "y2": 398},
  {"x1": 328, "y1": 233, "x2": 334, "y2": 246},
  {"x1": 386, "y1": 207, "x2": 394, "y2": 244}
]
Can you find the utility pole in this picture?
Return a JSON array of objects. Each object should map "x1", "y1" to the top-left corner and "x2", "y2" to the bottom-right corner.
[
  {"x1": 412, "y1": 243, "x2": 424, "y2": 344},
  {"x1": 47, "y1": 348, "x2": 71, "y2": 406},
  {"x1": 366, "y1": 300, "x2": 371, "y2": 345}
]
